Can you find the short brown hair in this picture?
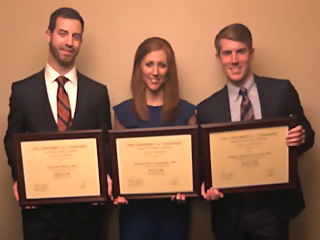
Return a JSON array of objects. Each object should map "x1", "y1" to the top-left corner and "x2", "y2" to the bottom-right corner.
[
  {"x1": 48, "y1": 7, "x2": 84, "y2": 33},
  {"x1": 214, "y1": 23, "x2": 252, "y2": 54},
  {"x1": 131, "y1": 37, "x2": 180, "y2": 123}
]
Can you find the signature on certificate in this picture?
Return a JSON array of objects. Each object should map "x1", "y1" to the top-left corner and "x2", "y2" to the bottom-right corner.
[
  {"x1": 171, "y1": 177, "x2": 179, "y2": 186},
  {"x1": 128, "y1": 179, "x2": 144, "y2": 187},
  {"x1": 34, "y1": 184, "x2": 48, "y2": 192},
  {"x1": 80, "y1": 181, "x2": 87, "y2": 189}
]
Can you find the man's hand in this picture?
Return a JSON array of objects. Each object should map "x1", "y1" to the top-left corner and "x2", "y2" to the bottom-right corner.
[
  {"x1": 286, "y1": 125, "x2": 305, "y2": 146},
  {"x1": 14, "y1": 182, "x2": 37, "y2": 209},
  {"x1": 107, "y1": 174, "x2": 113, "y2": 201},
  {"x1": 13, "y1": 181, "x2": 19, "y2": 201},
  {"x1": 92, "y1": 174, "x2": 113, "y2": 206}
]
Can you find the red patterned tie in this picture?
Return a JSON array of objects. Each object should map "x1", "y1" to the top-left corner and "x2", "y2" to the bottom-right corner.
[
  {"x1": 56, "y1": 76, "x2": 72, "y2": 131},
  {"x1": 239, "y1": 87, "x2": 254, "y2": 121}
]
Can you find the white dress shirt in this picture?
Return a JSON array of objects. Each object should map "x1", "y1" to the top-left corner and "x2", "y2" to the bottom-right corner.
[{"x1": 44, "y1": 63, "x2": 78, "y2": 123}]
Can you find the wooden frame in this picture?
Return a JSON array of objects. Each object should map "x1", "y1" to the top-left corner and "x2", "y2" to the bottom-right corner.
[
  {"x1": 201, "y1": 116, "x2": 298, "y2": 193},
  {"x1": 109, "y1": 126, "x2": 200, "y2": 199},
  {"x1": 14, "y1": 130, "x2": 107, "y2": 206}
]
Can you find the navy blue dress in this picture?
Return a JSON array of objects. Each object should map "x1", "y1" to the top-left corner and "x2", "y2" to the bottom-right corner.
[{"x1": 114, "y1": 99, "x2": 196, "y2": 240}]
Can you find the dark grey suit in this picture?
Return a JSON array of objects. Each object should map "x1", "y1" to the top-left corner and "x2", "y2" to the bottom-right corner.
[
  {"x1": 197, "y1": 75, "x2": 314, "y2": 239},
  {"x1": 4, "y1": 69, "x2": 112, "y2": 240}
]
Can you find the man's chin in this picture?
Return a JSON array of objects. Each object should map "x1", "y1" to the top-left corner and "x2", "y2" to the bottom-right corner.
[
  {"x1": 57, "y1": 58, "x2": 75, "y2": 68},
  {"x1": 229, "y1": 76, "x2": 244, "y2": 82},
  {"x1": 226, "y1": 75, "x2": 247, "y2": 86}
]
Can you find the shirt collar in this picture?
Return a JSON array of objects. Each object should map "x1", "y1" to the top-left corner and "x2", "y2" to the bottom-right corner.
[
  {"x1": 45, "y1": 63, "x2": 77, "y2": 85},
  {"x1": 227, "y1": 74, "x2": 255, "y2": 101}
]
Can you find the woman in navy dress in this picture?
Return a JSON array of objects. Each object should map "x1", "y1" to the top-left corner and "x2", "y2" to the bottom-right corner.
[{"x1": 113, "y1": 37, "x2": 196, "y2": 240}]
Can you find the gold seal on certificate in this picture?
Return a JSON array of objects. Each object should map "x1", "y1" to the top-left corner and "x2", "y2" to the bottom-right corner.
[
  {"x1": 201, "y1": 117, "x2": 298, "y2": 193},
  {"x1": 14, "y1": 130, "x2": 107, "y2": 206},
  {"x1": 109, "y1": 126, "x2": 200, "y2": 199}
]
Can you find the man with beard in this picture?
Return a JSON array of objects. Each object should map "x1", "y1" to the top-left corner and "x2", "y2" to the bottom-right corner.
[{"x1": 4, "y1": 7, "x2": 112, "y2": 240}]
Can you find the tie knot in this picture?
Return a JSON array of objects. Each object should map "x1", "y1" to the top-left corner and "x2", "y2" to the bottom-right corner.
[
  {"x1": 56, "y1": 76, "x2": 69, "y2": 87},
  {"x1": 239, "y1": 87, "x2": 248, "y2": 98}
]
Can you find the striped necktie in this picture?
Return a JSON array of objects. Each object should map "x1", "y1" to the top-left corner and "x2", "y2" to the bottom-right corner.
[
  {"x1": 56, "y1": 76, "x2": 72, "y2": 131},
  {"x1": 239, "y1": 87, "x2": 267, "y2": 202},
  {"x1": 239, "y1": 87, "x2": 254, "y2": 121}
]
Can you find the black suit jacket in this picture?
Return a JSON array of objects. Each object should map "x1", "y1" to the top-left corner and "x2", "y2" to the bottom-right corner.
[
  {"x1": 197, "y1": 75, "x2": 314, "y2": 236},
  {"x1": 4, "y1": 69, "x2": 112, "y2": 219}
]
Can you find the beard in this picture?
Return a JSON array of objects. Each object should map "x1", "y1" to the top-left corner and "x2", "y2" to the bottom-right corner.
[{"x1": 49, "y1": 41, "x2": 78, "y2": 68}]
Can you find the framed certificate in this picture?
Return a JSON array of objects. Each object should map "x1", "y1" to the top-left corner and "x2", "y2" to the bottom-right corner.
[
  {"x1": 201, "y1": 116, "x2": 298, "y2": 193},
  {"x1": 109, "y1": 126, "x2": 200, "y2": 199},
  {"x1": 14, "y1": 130, "x2": 107, "y2": 206}
]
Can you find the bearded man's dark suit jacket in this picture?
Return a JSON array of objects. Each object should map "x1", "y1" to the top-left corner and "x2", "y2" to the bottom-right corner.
[{"x1": 4, "y1": 69, "x2": 112, "y2": 239}]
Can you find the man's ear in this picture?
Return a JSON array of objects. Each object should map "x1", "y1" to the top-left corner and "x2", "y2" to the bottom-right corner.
[
  {"x1": 45, "y1": 29, "x2": 52, "y2": 43},
  {"x1": 216, "y1": 52, "x2": 223, "y2": 67},
  {"x1": 249, "y1": 48, "x2": 255, "y2": 61}
]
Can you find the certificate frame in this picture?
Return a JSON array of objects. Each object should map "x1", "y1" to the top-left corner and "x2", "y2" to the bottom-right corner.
[
  {"x1": 14, "y1": 130, "x2": 107, "y2": 206},
  {"x1": 109, "y1": 126, "x2": 200, "y2": 199},
  {"x1": 201, "y1": 116, "x2": 298, "y2": 193}
]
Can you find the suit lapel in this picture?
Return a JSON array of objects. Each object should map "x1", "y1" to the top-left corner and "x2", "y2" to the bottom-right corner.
[
  {"x1": 71, "y1": 72, "x2": 87, "y2": 130},
  {"x1": 217, "y1": 86, "x2": 232, "y2": 122},
  {"x1": 35, "y1": 69, "x2": 58, "y2": 131},
  {"x1": 255, "y1": 75, "x2": 269, "y2": 119}
]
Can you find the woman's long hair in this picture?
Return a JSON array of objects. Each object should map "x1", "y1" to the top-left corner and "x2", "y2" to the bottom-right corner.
[{"x1": 131, "y1": 37, "x2": 180, "y2": 123}]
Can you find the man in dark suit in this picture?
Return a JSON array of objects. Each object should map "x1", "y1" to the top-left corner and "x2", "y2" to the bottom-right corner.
[
  {"x1": 4, "y1": 7, "x2": 112, "y2": 240},
  {"x1": 197, "y1": 23, "x2": 314, "y2": 240}
]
